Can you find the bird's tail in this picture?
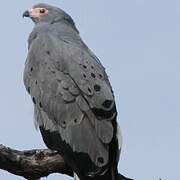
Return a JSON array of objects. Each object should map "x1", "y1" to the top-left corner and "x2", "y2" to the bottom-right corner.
[
  {"x1": 74, "y1": 166, "x2": 119, "y2": 180},
  {"x1": 74, "y1": 167, "x2": 133, "y2": 180}
]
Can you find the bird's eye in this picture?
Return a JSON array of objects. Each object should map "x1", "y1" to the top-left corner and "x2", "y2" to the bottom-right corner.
[{"x1": 40, "y1": 8, "x2": 46, "y2": 14}]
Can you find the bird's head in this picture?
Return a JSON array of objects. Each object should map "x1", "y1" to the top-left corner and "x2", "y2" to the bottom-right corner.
[{"x1": 23, "y1": 3, "x2": 76, "y2": 26}]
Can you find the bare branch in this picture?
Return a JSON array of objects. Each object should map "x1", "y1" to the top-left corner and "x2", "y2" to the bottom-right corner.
[
  {"x1": 0, "y1": 144, "x2": 133, "y2": 180},
  {"x1": 0, "y1": 144, "x2": 72, "y2": 179}
]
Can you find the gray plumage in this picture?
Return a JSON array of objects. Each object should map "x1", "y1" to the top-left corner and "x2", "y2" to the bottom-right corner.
[{"x1": 23, "y1": 3, "x2": 121, "y2": 179}]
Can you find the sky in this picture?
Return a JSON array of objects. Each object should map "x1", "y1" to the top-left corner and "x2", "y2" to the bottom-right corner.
[{"x1": 0, "y1": 0, "x2": 179, "y2": 180}]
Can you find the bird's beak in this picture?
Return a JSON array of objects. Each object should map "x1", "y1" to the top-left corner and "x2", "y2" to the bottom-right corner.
[{"x1": 23, "y1": 10, "x2": 30, "y2": 18}]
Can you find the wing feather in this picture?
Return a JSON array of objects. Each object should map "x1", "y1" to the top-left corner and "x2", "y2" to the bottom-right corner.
[{"x1": 24, "y1": 32, "x2": 117, "y2": 169}]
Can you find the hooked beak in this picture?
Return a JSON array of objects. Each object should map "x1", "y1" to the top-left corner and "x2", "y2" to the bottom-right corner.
[{"x1": 23, "y1": 10, "x2": 30, "y2": 18}]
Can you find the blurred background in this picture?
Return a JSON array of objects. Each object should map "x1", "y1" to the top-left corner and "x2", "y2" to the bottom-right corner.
[{"x1": 0, "y1": 0, "x2": 179, "y2": 180}]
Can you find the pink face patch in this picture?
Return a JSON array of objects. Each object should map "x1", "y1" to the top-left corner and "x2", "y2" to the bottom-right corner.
[{"x1": 29, "y1": 7, "x2": 49, "y2": 21}]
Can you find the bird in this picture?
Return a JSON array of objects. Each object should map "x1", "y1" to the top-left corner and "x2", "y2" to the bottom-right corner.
[{"x1": 23, "y1": 3, "x2": 122, "y2": 180}]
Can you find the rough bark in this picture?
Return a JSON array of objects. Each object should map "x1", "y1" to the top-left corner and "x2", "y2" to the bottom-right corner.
[
  {"x1": 0, "y1": 144, "x2": 133, "y2": 180},
  {"x1": 0, "y1": 144, "x2": 72, "y2": 179}
]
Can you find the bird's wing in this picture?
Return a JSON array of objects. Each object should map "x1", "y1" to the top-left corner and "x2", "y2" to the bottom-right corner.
[{"x1": 24, "y1": 32, "x2": 117, "y2": 169}]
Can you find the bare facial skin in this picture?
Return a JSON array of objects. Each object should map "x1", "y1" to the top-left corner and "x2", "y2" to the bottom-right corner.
[{"x1": 28, "y1": 7, "x2": 49, "y2": 21}]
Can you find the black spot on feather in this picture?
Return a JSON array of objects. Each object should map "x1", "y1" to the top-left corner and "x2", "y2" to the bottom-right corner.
[
  {"x1": 97, "y1": 157, "x2": 104, "y2": 164},
  {"x1": 91, "y1": 73, "x2": 96, "y2": 78},
  {"x1": 94, "y1": 84, "x2": 101, "y2": 92},
  {"x1": 88, "y1": 88, "x2": 92, "y2": 93},
  {"x1": 83, "y1": 65, "x2": 87, "y2": 69},
  {"x1": 39, "y1": 102, "x2": 42, "y2": 108},
  {"x1": 99, "y1": 74, "x2": 103, "y2": 79},
  {"x1": 30, "y1": 67, "x2": 33, "y2": 72},
  {"x1": 83, "y1": 74, "x2": 87, "y2": 78},
  {"x1": 102, "y1": 100, "x2": 113, "y2": 109},
  {"x1": 32, "y1": 97, "x2": 36, "y2": 104},
  {"x1": 27, "y1": 87, "x2": 31, "y2": 93},
  {"x1": 46, "y1": 51, "x2": 51, "y2": 55},
  {"x1": 62, "y1": 121, "x2": 66, "y2": 128}
]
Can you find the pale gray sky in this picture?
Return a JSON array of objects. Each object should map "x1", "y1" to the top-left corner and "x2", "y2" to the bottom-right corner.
[{"x1": 0, "y1": 1, "x2": 179, "y2": 180}]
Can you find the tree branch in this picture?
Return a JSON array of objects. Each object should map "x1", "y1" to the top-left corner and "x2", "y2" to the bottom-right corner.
[
  {"x1": 0, "y1": 144, "x2": 72, "y2": 179},
  {"x1": 0, "y1": 144, "x2": 133, "y2": 180}
]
